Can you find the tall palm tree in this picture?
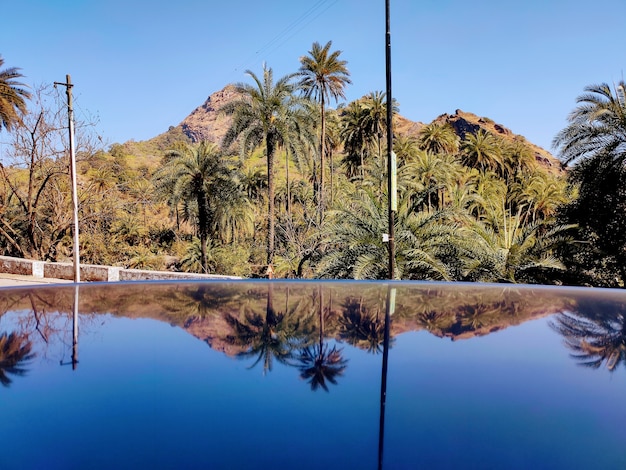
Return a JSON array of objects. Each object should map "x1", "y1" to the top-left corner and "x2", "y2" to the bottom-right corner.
[
  {"x1": 0, "y1": 56, "x2": 31, "y2": 132},
  {"x1": 553, "y1": 80, "x2": 626, "y2": 166},
  {"x1": 298, "y1": 40, "x2": 351, "y2": 211},
  {"x1": 361, "y1": 91, "x2": 398, "y2": 160},
  {"x1": 553, "y1": 81, "x2": 626, "y2": 285},
  {"x1": 418, "y1": 122, "x2": 460, "y2": 155},
  {"x1": 222, "y1": 65, "x2": 313, "y2": 272},
  {"x1": 340, "y1": 101, "x2": 371, "y2": 179},
  {"x1": 153, "y1": 142, "x2": 236, "y2": 273},
  {"x1": 461, "y1": 130, "x2": 503, "y2": 174}
]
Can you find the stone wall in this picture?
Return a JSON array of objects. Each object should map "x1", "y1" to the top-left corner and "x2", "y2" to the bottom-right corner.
[{"x1": 0, "y1": 256, "x2": 240, "y2": 282}]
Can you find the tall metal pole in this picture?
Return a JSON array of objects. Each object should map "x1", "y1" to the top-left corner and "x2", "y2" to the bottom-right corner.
[
  {"x1": 55, "y1": 75, "x2": 80, "y2": 282},
  {"x1": 385, "y1": 0, "x2": 396, "y2": 280}
]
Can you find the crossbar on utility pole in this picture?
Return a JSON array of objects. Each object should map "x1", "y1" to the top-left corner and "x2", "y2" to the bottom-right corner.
[
  {"x1": 385, "y1": 0, "x2": 396, "y2": 280},
  {"x1": 54, "y1": 75, "x2": 80, "y2": 283}
]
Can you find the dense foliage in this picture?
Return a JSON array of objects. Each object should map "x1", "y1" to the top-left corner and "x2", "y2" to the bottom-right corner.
[{"x1": 0, "y1": 52, "x2": 623, "y2": 286}]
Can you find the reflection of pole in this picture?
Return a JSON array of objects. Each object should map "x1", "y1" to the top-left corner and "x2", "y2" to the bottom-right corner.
[
  {"x1": 72, "y1": 284, "x2": 79, "y2": 369},
  {"x1": 60, "y1": 284, "x2": 80, "y2": 369},
  {"x1": 378, "y1": 286, "x2": 395, "y2": 469},
  {"x1": 54, "y1": 75, "x2": 80, "y2": 283}
]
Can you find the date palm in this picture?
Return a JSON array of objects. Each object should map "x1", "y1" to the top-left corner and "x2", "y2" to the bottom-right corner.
[
  {"x1": 0, "y1": 56, "x2": 31, "y2": 132},
  {"x1": 222, "y1": 66, "x2": 313, "y2": 272},
  {"x1": 340, "y1": 101, "x2": 372, "y2": 179},
  {"x1": 153, "y1": 142, "x2": 236, "y2": 273},
  {"x1": 298, "y1": 41, "x2": 351, "y2": 211},
  {"x1": 418, "y1": 122, "x2": 460, "y2": 155},
  {"x1": 460, "y1": 210, "x2": 574, "y2": 284},
  {"x1": 553, "y1": 80, "x2": 626, "y2": 166},
  {"x1": 461, "y1": 130, "x2": 503, "y2": 174}
]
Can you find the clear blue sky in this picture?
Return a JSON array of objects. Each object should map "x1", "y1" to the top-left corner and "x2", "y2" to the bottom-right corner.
[{"x1": 2, "y1": 0, "x2": 624, "y2": 153}]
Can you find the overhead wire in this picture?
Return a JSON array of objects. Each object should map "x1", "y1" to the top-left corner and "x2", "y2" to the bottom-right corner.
[{"x1": 231, "y1": 0, "x2": 339, "y2": 78}]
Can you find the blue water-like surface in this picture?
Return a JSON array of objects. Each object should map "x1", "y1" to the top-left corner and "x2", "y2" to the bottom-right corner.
[{"x1": 0, "y1": 282, "x2": 625, "y2": 469}]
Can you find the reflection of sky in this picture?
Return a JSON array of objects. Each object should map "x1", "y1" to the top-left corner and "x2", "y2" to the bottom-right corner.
[
  {"x1": 1, "y1": 311, "x2": 625, "y2": 469},
  {"x1": 386, "y1": 317, "x2": 626, "y2": 469}
]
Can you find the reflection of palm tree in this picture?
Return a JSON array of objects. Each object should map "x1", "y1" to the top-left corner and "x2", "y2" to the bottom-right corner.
[
  {"x1": 339, "y1": 298, "x2": 387, "y2": 354},
  {"x1": 298, "y1": 343, "x2": 347, "y2": 391},
  {"x1": 225, "y1": 286, "x2": 310, "y2": 374},
  {"x1": 551, "y1": 304, "x2": 626, "y2": 371},
  {"x1": 0, "y1": 332, "x2": 35, "y2": 387},
  {"x1": 297, "y1": 288, "x2": 347, "y2": 391}
]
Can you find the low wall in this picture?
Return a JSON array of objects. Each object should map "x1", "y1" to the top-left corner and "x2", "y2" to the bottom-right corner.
[{"x1": 0, "y1": 256, "x2": 240, "y2": 282}]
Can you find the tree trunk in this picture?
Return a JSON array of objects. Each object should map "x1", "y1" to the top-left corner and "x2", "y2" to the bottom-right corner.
[
  {"x1": 267, "y1": 136, "x2": 276, "y2": 272},
  {"x1": 197, "y1": 189, "x2": 209, "y2": 273},
  {"x1": 319, "y1": 95, "x2": 326, "y2": 216}
]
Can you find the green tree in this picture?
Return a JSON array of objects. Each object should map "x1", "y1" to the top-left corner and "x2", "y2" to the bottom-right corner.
[
  {"x1": 460, "y1": 210, "x2": 574, "y2": 284},
  {"x1": 153, "y1": 142, "x2": 236, "y2": 273},
  {"x1": 418, "y1": 122, "x2": 460, "y2": 155},
  {"x1": 340, "y1": 101, "x2": 371, "y2": 179},
  {"x1": 0, "y1": 56, "x2": 31, "y2": 132},
  {"x1": 461, "y1": 129, "x2": 503, "y2": 174},
  {"x1": 222, "y1": 65, "x2": 313, "y2": 273},
  {"x1": 298, "y1": 40, "x2": 351, "y2": 210},
  {"x1": 554, "y1": 81, "x2": 626, "y2": 286},
  {"x1": 553, "y1": 81, "x2": 626, "y2": 166}
]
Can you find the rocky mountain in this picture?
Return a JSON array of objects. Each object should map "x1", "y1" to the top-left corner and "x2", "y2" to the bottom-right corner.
[{"x1": 151, "y1": 85, "x2": 560, "y2": 170}]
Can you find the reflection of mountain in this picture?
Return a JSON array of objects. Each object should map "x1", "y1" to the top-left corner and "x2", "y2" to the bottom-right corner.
[
  {"x1": 0, "y1": 282, "x2": 586, "y2": 361},
  {"x1": 551, "y1": 298, "x2": 626, "y2": 372},
  {"x1": 0, "y1": 332, "x2": 35, "y2": 387}
]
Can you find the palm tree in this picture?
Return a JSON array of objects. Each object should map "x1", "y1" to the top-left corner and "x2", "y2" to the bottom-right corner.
[
  {"x1": 298, "y1": 41, "x2": 351, "y2": 210},
  {"x1": 317, "y1": 187, "x2": 458, "y2": 280},
  {"x1": 222, "y1": 65, "x2": 313, "y2": 273},
  {"x1": 0, "y1": 56, "x2": 31, "y2": 132},
  {"x1": 340, "y1": 101, "x2": 371, "y2": 179},
  {"x1": 361, "y1": 91, "x2": 398, "y2": 160},
  {"x1": 553, "y1": 81, "x2": 626, "y2": 166},
  {"x1": 418, "y1": 122, "x2": 460, "y2": 155},
  {"x1": 461, "y1": 130, "x2": 503, "y2": 174},
  {"x1": 460, "y1": 209, "x2": 574, "y2": 284},
  {"x1": 153, "y1": 142, "x2": 235, "y2": 273},
  {"x1": 553, "y1": 81, "x2": 626, "y2": 286}
]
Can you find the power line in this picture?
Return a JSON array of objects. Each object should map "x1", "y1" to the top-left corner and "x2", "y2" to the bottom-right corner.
[{"x1": 231, "y1": 0, "x2": 338, "y2": 76}]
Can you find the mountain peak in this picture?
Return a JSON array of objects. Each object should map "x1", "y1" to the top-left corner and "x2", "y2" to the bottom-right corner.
[{"x1": 177, "y1": 85, "x2": 240, "y2": 144}]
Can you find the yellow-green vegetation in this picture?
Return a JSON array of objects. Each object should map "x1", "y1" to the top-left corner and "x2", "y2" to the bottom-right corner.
[{"x1": 0, "y1": 52, "x2": 624, "y2": 287}]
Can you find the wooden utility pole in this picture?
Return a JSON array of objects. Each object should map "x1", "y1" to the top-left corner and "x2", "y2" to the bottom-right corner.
[
  {"x1": 385, "y1": 0, "x2": 396, "y2": 279},
  {"x1": 54, "y1": 75, "x2": 80, "y2": 282}
]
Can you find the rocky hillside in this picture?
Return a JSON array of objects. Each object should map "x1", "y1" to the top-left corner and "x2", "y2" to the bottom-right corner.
[
  {"x1": 432, "y1": 109, "x2": 561, "y2": 172},
  {"x1": 147, "y1": 85, "x2": 561, "y2": 170}
]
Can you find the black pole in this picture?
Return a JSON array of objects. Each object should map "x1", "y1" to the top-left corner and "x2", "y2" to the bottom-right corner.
[{"x1": 385, "y1": 0, "x2": 396, "y2": 280}]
